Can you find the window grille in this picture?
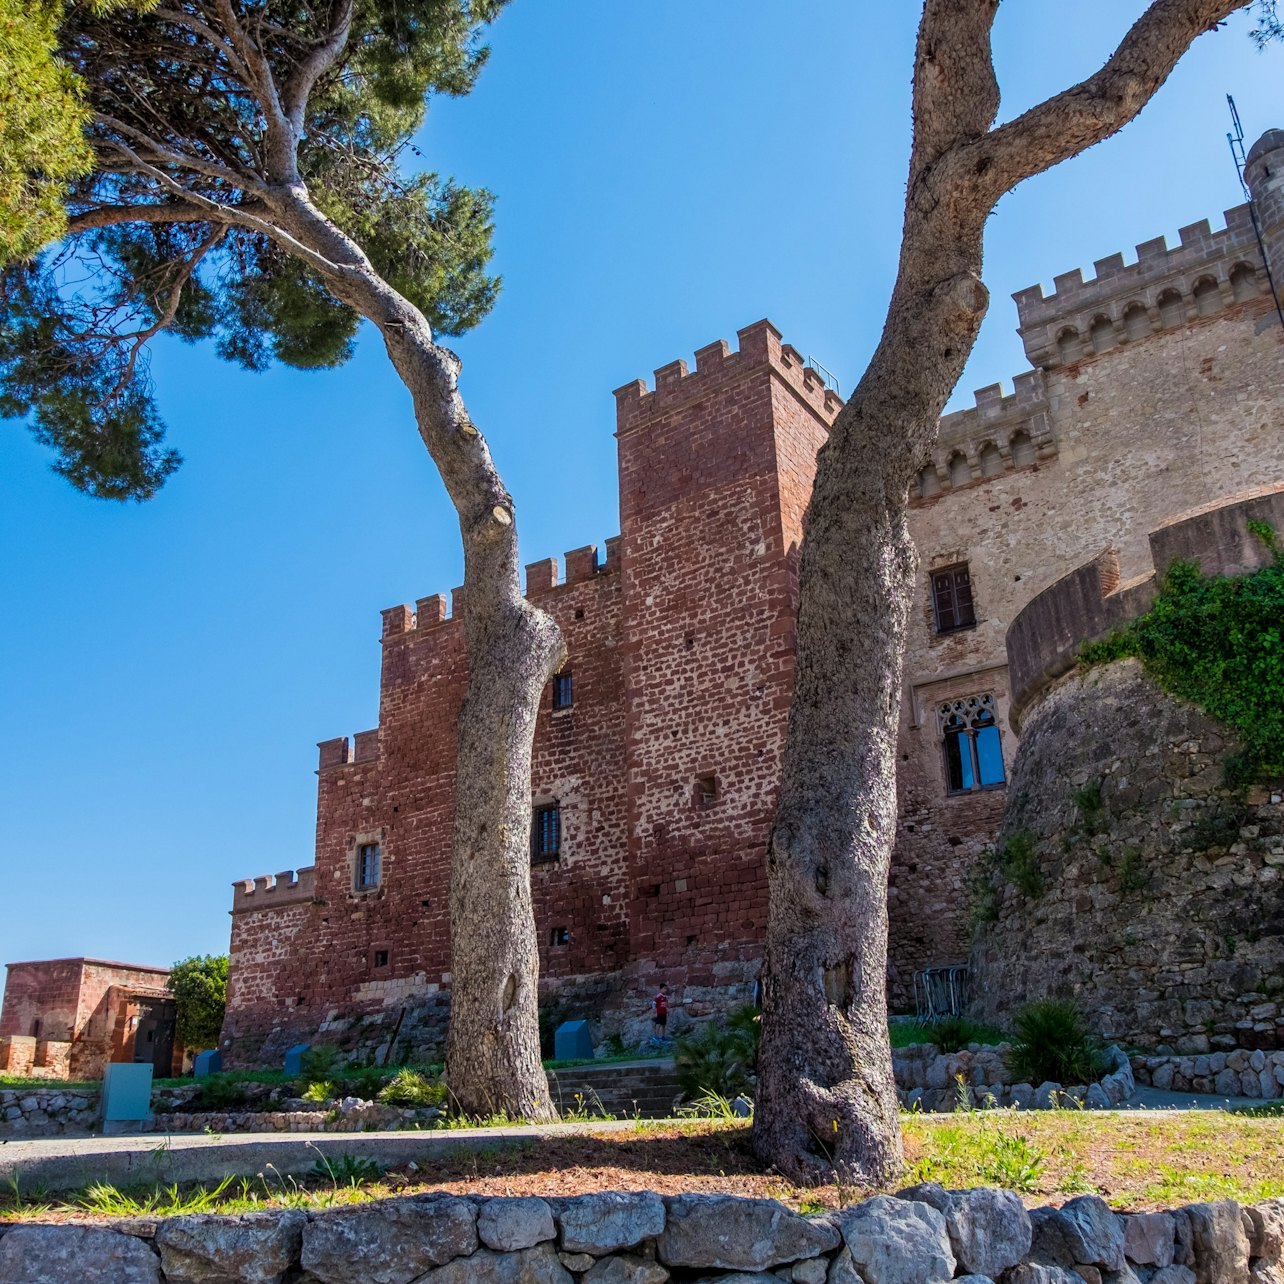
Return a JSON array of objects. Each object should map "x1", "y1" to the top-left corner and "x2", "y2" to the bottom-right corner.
[
  {"x1": 937, "y1": 694, "x2": 1006, "y2": 794},
  {"x1": 531, "y1": 802, "x2": 561, "y2": 863},
  {"x1": 355, "y1": 842, "x2": 381, "y2": 890},
  {"x1": 931, "y1": 564, "x2": 976, "y2": 633},
  {"x1": 549, "y1": 927, "x2": 569, "y2": 947}
]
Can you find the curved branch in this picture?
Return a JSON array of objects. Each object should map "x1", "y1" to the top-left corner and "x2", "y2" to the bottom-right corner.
[
  {"x1": 67, "y1": 201, "x2": 226, "y2": 234},
  {"x1": 93, "y1": 113, "x2": 269, "y2": 193},
  {"x1": 283, "y1": 0, "x2": 355, "y2": 134},
  {"x1": 975, "y1": 0, "x2": 1248, "y2": 199}
]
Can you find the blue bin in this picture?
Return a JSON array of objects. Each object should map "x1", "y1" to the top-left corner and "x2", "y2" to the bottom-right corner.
[{"x1": 554, "y1": 1020, "x2": 594, "y2": 1062}]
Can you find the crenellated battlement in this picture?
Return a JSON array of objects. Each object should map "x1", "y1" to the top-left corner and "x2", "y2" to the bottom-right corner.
[
  {"x1": 231, "y1": 866, "x2": 316, "y2": 915},
  {"x1": 1014, "y1": 203, "x2": 1271, "y2": 369},
  {"x1": 613, "y1": 319, "x2": 844, "y2": 433},
  {"x1": 377, "y1": 537, "x2": 622, "y2": 649},
  {"x1": 914, "y1": 368, "x2": 1056, "y2": 503},
  {"x1": 1006, "y1": 482, "x2": 1284, "y2": 730}
]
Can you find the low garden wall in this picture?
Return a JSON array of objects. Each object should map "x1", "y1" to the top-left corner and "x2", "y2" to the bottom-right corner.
[
  {"x1": 1, "y1": 1188, "x2": 1282, "y2": 1284},
  {"x1": 892, "y1": 1042, "x2": 1136, "y2": 1112},
  {"x1": 1134, "y1": 1047, "x2": 1284, "y2": 1099}
]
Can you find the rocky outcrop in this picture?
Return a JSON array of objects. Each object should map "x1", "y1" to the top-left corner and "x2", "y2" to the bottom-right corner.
[{"x1": 1, "y1": 1191, "x2": 1281, "y2": 1284}]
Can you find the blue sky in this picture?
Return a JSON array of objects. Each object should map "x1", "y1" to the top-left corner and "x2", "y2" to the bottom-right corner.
[{"x1": 1, "y1": 4, "x2": 1279, "y2": 971}]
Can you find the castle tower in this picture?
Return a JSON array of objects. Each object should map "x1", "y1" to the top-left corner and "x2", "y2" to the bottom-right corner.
[
  {"x1": 612, "y1": 320, "x2": 841, "y2": 1008},
  {"x1": 1245, "y1": 127, "x2": 1284, "y2": 302}
]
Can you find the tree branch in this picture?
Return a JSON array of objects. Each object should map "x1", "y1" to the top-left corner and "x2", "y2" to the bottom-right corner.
[
  {"x1": 282, "y1": 0, "x2": 355, "y2": 135},
  {"x1": 67, "y1": 201, "x2": 226, "y2": 233},
  {"x1": 93, "y1": 112, "x2": 269, "y2": 194},
  {"x1": 151, "y1": 6, "x2": 251, "y2": 83},
  {"x1": 974, "y1": 0, "x2": 1248, "y2": 199},
  {"x1": 910, "y1": 0, "x2": 1001, "y2": 172}
]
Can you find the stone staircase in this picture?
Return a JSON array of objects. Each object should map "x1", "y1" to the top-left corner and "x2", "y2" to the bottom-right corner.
[{"x1": 546, "y1": 1058, "x2": 682, "y2": 1120}]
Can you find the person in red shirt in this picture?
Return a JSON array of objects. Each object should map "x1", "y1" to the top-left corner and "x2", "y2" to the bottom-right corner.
[{"x1": 652, "y1": 983, "x2": 669, "y2": 1039}]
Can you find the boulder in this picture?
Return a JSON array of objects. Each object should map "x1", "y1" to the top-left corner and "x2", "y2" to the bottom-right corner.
[
  {"x1": 1183, "y1": 1200, "x2": 1250, "y2": 1284},
  {"x1": 155, "y1": 1210, "x2": 305, "y2": 1283},
  {"x1": 1029, "y1": 1197, "x2": 1124, "y2": 1271},
  {"x1": 1149, "y1": 1268, "x2": 1197, "y2": 1284},
  {"x1": 658, "y1": 1196, "x2": 837, "y2": 1270},
  {"x1": 946, "y1": 1187, "x2": 1033, "y2": 1277},
  {"x1": 421, "y1": 1243, "x2": 573, "y2": 1284},
  {"x1": 584, "y1": 1254, "x2": 670, "y2": 1284},
  {"x1": 302, "y1": 1195, "x2": 479, "y2": 1283},
  {"x1": 791, "y1": 1258, "x2": 828, "y2": 1284},
  {"x1": 1035, "y1": 1082, "x2": 1061, "y2": 1109},
  {"x1": 0, "y1": 1226, "x2": 160, "y2": 1284},
  {"x1": 1121, "y1": 1212, "x2": 1175, "y2": 1268},
  {"x1": 479, "y1": 1198, "x2": 556, "y2": 1252},
  {"x1": 559, "y1": 1253, "x2": 597, "y2": 1272},
  {"x1": 1246, "y1": 1199, "x2": 1284, "y2": 1262},
  {"x1": 1004, "y1": 1266, "x2": 1089, "y2": 1283},
  {"x1": 837, "y1": 1194, "x2": 955, "y2": 1284},
  {"x1": 560, "y1": 1193, "x2": 666, "y2": 1256}
]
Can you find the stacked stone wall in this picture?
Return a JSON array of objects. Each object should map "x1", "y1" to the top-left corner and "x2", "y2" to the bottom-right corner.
[
  {"x1": 971, "y1": 659, "x2": 1284, "y2": 1050},
  {"x1": 3, "y1": 1190, "x2": 1283, "y2": 1284}
]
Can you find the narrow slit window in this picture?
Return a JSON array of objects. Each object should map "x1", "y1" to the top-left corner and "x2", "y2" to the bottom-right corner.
[
  {"x1": 694, "y1": 774, "x2": 718, "y2": 809},
  {"x1": 355, "y1": 842, "x2": 381, "y2": 891},
  {"x1": 931, "y1": 564, "x2": 976, "y2": 634},
  {"x1": 549, "y1": 926, "x2": 569, "y2": 947},
  {"x1": 532, "y1": 802, "x2": 561, "y2": 863},
  {"x1": 373, "y1": 949, "x2": 389, "y2": 968},
  {"x1": 552, "y1": 671, "x2": 573, "y2": 710}
]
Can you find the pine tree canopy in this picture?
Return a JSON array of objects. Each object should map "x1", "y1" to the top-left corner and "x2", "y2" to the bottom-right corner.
[{"x1": 0, "y1": 1, "x2": 506, "y2": 500}]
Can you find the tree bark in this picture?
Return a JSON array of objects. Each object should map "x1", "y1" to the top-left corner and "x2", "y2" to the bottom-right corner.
[{"x1": 753, "y1": 0, "x2": 1250, "y2": 1185}]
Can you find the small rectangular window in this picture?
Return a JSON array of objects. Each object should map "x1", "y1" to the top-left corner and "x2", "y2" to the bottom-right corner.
[
  {"x1": 531, "y1": 802, "x2": 561, "y2": 863},
  {"x1": 939, "y1": 694, "x2": 1006, "y2": 795},
  {"x1": 552, "y1": 672, "x2": 573, "y2": 710},
  {"x1": 549, "y1": 926, "x2": 569, "y2": 947},
  {"x1": 931, "y1": 564, "x2": 976, "y2": 633},
  {"x1": 694, "y1": 774, "x2": 718, "y2": 809},
  {"x1": 373, "y1": 949, "x2": 389, "y2": 968},
  {"x1": 355, "y1": 842, "x2": 381, "y2": 891}
]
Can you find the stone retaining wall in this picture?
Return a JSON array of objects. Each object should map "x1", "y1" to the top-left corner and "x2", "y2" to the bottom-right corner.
[
  {"x1": 893, "y1": 1043, "x2": 1136, "y2": 1113},
  {"x1": 1134, "y1": 1048, "x2": 1284, "y2": 1099},
  {"x1": 1, "y1": 1189, "x2": 1281, "y2": 1284},
  {"x1": 0, "y1": 1086, "x2": 99, "y2": 1136}
]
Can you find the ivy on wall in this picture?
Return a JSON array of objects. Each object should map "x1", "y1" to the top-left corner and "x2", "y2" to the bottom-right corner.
[{"x1": 1080, "y1": 522, "x2": 1283, "y2": 783}]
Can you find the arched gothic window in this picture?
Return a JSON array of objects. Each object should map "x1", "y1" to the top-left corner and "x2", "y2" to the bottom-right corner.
[{"x1": 938, "y1": 694, "x2": 1006, "y2": 794}]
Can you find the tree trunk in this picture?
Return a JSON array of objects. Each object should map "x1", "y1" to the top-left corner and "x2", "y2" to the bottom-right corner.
[
  {"x1": 444, "y1": 555, "x2": 564, "y2": 1120},
  {"x1": 752, "y1": 0, "x2": 1249, "y2": 1188}
]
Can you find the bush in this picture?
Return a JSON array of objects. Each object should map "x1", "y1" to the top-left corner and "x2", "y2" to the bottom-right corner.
[
  {"x1": 1005, "y1": 999, "x2": 1108, "y2": 1086},
  {"x1": 1079, "y1": 532, "x2": 1284, "y2": 783},
  {"x1": 997, "y1": 830, "x2": 1044, "y2": 899},
  {"x1": 674, "y1": 1005, "x2": 760, "y2": 1101},
  {"x1": 925, "y1": 1015, "x2": 1005, "y2": 1053},
  {"x1": 169, "y1": 955, "x2": 228, "y2": 1050},
  {"x1": 377, "y1": 1068, "x2": 447, "y2": 1108},
  {"x1": 189, "y1": 1075, "x2": 252, "y2": 1111}
]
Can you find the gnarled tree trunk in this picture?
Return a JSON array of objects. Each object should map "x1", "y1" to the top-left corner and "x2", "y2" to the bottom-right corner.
[{"x1": 754, "y1": 0, "x2": 1251, "y2": 1184}]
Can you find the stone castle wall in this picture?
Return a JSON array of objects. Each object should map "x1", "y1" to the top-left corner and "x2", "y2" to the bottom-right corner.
[{"x1": 971, "y1": 657, "x2": 1284, "y2": 1051}]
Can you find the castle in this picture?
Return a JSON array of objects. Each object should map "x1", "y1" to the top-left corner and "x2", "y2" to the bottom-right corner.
[{"x1": 222, "y1": 129, "x2": 1284, "y2": 1064}]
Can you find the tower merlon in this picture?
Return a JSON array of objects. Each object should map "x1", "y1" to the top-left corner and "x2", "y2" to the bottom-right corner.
[
  {"x1": 526, "y1": 556, "x2": 558, "y2": 594},
  {"x1": 613, "y1": 318, "x2": 843, "y2": 436},
  {"x1": 231, "y1": 866, "x2": 316, "y2": 914},
  {"x1": 564, "y1": 544, "x2": 599, "y2": 584},
  {"x1": 1013, "y1": 202, "x2": 1269, "y2": 368}
]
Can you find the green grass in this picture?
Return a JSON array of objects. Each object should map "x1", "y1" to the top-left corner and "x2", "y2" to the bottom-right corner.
[
  {"x1": 889, "y1": 1018, "x2": 1008, "y2": 1050},
  {"x1": 0, "y1": 1075, "x2": 97, "y2": 1090}
]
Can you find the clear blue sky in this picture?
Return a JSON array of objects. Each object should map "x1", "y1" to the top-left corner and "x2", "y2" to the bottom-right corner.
[{"x1": 1, "y1": 4, "x2": 1279, "y2": 971}]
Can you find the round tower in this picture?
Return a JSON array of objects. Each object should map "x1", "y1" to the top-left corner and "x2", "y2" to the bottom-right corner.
[{"x1": 1245, "y1": 127, "x2": 1284, "y2": 296}]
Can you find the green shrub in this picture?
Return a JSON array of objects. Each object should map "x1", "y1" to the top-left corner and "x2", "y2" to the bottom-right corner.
[
  {"x1": 925, "y1": 1015, "x2": 1006, "y2": 1053},
  {"x1": 1079, "y1": 533, "x2": 1284, "y2": 783},
  {"x1": 674, "y1": 1005, "x2": 760, "y2": 1101},
  {"x1": 299, "y1": 1046, "x2": 339, "y2": 1086},
  {"x1": 1071, "y1": 781, "x2": 1105, "y2": 835},
  {"x1": 1117, "y1": 846, "x2": 1148, "y2": 894},
  {"x1": 189, "y1": 1076, "x2": 252, "y2": 1110},
  {"x1": 377, "y1": 1068, "x2": 447, "y2": 1108},
  {"x1": 169, "y1": 955, "x2": 228, "y2": 1050},
  {"x1": 300, "y1": 1080, "x2": 333, "y2": 1103},
  {"x1": 1005, "y1": 999, "x2": 1108, "y2": 1086},
  {"x1": 997, "y1": 830, "x2": 1044, "y2": 899}
]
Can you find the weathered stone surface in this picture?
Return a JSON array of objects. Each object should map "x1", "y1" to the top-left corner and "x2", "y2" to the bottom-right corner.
[
  {"x1": 838, "y1": 1195, "x2": 955, "y2": 1284},
  {"x1": 478, "y1": 1197, "x2": 556, "y2": 1252},
  {"x1": 559, "y1": 1193, "x2": 665, "y2": 1256},
  {"x1": 0, "y1": 1225, "x2": 160, "y2": 1283},
  {"x1": 826, "y1": 1247, "x2": 860, "y2": 1284},
  {"x1": 1122, "y1": 1212, "x2": 1175, "y2": 1269},
  {"x1": 658, "y1": 1196, "x2": 837, "y2": 1270},
  {"x1": 1184, "y1": 1200, "x2": 1250, "y2": 1284},
  {"x1": 1004, "y1": 1265, "x2": 1089, "y2": 1283},
  {"x1": 421, "y1": 1243, "x2": 573, "y2": 1284},
  {"x1": 301, "y1": 1195, "x2": 478, "y2": 1283},
  {"x1": 155, "y1": 1210, "x2": 305, "y2": 1283},
  {"x1": 947, "y1": 1187, "x2": 1032, "y2": 1276},
  {"x1": 583, "y1": 1252, "x2": 670, "y2": 1284},
  {"x1": 791, "y1": 1257, "x2": 827, "y2": 1284},
  {"x1": 1030, "y1": 1201, "x2": 1123, "y2": 1272},
  {"x1": 1246, "y1": 1199, "x2": 1284, "y2": 1262},
  {"x1": 559, "y1": 1252, "x2": 597, "y2": 1272},
  {"x1": 1149, "y1": 1268, "x2": 1197, "y2": 1284}
]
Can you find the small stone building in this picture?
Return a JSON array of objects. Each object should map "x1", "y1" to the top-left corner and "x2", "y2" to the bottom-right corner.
[
  {"x1": 223, "y1": 128, "x2": 1284, "y2": 1064},
  {"x1": 0, "y1": 958, "x2": 180, "y2": 1080}
]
